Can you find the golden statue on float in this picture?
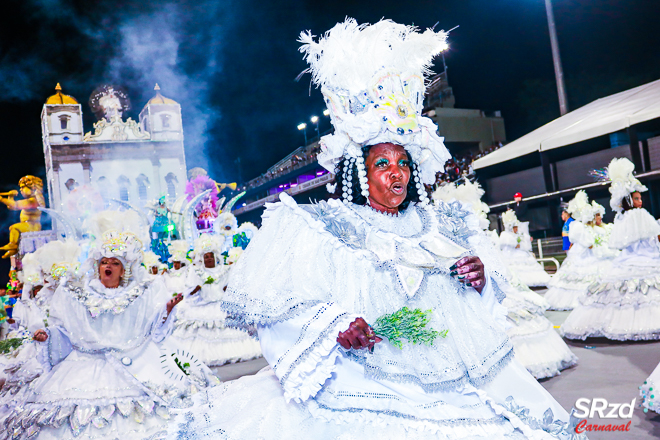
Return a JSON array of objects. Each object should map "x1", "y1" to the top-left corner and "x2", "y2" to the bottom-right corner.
[{"x1": 0, "y1": 176, "x2": 45, "y2": 258}]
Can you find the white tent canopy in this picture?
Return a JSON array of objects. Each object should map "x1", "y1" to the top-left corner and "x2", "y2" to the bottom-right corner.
[{"x1": 473, "y1": 78, "x2": 660, "y2": 170}]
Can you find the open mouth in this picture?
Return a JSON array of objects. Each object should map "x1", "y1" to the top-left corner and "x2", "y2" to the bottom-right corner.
[
  {"x1": 391, "y1": 182, "x2": 405, "y2": 195},
  {"x1": 105, "y1": 269, "x2": 112, "y2": 277}
]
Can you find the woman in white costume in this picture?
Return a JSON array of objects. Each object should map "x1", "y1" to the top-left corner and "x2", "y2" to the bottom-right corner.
[
  {"x1": 163, "y1": 241, "x2": 191, "y2": 295},
  {"x1": 561, "y1": 157, "x2": 660, "y2": 340},
  {"x1": 0, "y1": 240, "x2": 80, "y2": 400},
  {"x1": 590, "y1": 202, "x2": 618, "y2": 262},
  {"x1": 169, "y1": 19, "x2": 581, "y2": 440},
  {"x1": 143, "y1": 251, "x2": 167, "y2": 282},
  {"x1": 170, "y1": 234, "x2": 261, "y2": 367},
  {"x1": 499, "y1": 211, "x2": 551, "y2": 288},
  {"x1": 433, "y1": 181, "x2": 576, "y2": 380},
  {"x1": 0, "y1": 218, "x2": 216, "y2": 440},
  {"x1": 544, "y1": 191, "x2": 602, "y2": 311}
]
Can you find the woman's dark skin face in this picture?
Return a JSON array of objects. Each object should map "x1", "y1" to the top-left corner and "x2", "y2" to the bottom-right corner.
[
  {"x1": 173, "y1": 261, "x2": 182, "y2": 270},
  {"x1": 632, "y1": 191, "x2": 643, "y2": 208},
  {"x1": 203, "y1": 252, "x2": 216, "y2": 268},
  {"x1": 364, "y1": 143, "x2": 411, "y2": 215},
  {"x1": 151, "y1": 266, "x2": 159, "y2": 275}
]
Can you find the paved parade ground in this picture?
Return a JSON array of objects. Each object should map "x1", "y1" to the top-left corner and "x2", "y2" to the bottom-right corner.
[{"x1": 215, "y1": 306, "x2": 660, "y2": 440}]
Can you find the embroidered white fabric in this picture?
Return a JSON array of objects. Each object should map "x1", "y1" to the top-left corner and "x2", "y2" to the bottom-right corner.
[
  {"x1": 499, "y1": 232, "x2": 550, "y2": 288},
  {"x1": 608, "y1": 208, "x2": 660, "y2": 250},
  {"x1": 561, "y1": 207, "x2": 660, "y2": 341},
  {"x1": 222, "y1": 194, "x2": 513, "y2": 392},
  {"x1": 544, "y1": 223, "x2": 602, "y2": 311},
  {"x1": 169, "y1": 264, "x2": 262, "y2": 367},
  {"x1": 170, "y1": 193, "x2": 580, "y2": 439}
]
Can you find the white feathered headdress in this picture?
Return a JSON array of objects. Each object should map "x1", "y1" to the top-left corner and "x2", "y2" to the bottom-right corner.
[
  {"x1": 236, "y1": 222, "x2": 259, "y2": 240},
  {"x1": 31, "y1": 239, "x2": 82, "y2": 285},
  {"x1": 432, "y1": 180, "x2": 490, "y2": 230},
  {"x1": 143, "y1": 251, "x2": 165, "y2": 270},
  {"x1": 567, "y1": 190, "x2": 595, "y2": 224},
  {"x1": 298, "y1": 19, "x2": 451, "y2": 202},
  {"x1": 20, "y1": 253, "x2": 43, "y2": 286},
  {"x1": 501, "y1": 209, "x2": 519, "y2": 231},
  {"x1": 191, "y1": 234, "x2": 224, "y2": 264},
  {"x1": 168, "y1": 240, "x2": 190, "y2": 263},
  {"x1": 605, "y1": 157, "x2": 647, "y2": 213},
  {"x1": 214, "y1": 211, "x2": 238, "y2": 237},
  {"x1": 591, "y1": 200, "x2": 605, "y2": 218}
]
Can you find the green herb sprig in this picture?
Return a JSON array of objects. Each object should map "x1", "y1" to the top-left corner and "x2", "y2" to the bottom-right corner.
[
  {"x1": 372, "y1": 307, "x2": 448, "y2": 350},
  {"x1": 0, "y1": 338, "x2": 24, "y2": 354},
  {"x1": 204, "y1": 276, "x2": 215, "y2": 285}
]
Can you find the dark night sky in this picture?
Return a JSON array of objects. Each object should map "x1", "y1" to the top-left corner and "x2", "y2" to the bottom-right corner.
[{"x1": 1, "y1": 0, "x2": 660, "y2": 190}]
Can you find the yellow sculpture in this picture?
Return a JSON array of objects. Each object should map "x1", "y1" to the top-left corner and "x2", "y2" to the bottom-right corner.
[{"x1": 0, "y1": 176, "x2": 45, "y2": 258}]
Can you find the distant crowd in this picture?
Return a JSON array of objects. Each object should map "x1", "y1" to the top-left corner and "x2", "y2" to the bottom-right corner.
[{"x1": 433, "y1": 143, "x2": 503, "y2": 187}]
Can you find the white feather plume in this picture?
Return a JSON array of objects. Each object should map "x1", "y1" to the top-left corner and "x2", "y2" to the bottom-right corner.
[
  {"x1": 168, "y1": 240, "x2": 190, "y2": 263},
  {"x1": 299, "y1": 19, "x2": 447, "y2": 94},
  {"x1": 591, "y1": 200, "x2": 605, "y2": 217},
  {"x1": 84, "y1": 210, "x2": 149, "y2": 245},
  {"x1": 606, "y1": 157, "x2": 647, "y2": 213},
  {"x1": 567, "y1": 190, "x2": 594, "y2": 224},
  {"x1": 142, "y1": 251, "x2": 163, "y2": 269},
  {"x1": 501, "y1": 209, "x2": 519, "y2": 230}
]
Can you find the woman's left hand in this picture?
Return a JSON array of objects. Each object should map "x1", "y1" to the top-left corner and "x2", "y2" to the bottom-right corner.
[
  {"x1": 166, "y1": 294, "x2": 184, "y2": 317},
  {"x1": 450, "y1": 256, "x2": 486, "y2": 293}
]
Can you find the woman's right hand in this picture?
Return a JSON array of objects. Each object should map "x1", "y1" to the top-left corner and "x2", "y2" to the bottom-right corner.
[
  {"x1": 190, "y1": 285, "x2": 202, "y2": 296},
  {"x1": 337, "y1": 318, "x2": 381, "y2": 351},
  {"x1": 33, "y1": 329, "x2": 48, "y2": 342}
]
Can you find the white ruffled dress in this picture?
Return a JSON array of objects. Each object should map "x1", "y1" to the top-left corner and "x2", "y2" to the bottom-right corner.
[
  {"x1": 561, "y1": 208, "x2": 660, "y2": 340},
  {"x1": 163, "y1": 266, "x2": 190, "y2": 295},
  {"x1": 544, "y1": 222, "x2": 603, "y2": 311},
  {"x1": 482, "y1": 232, "x2": 578, "y2": 380},
  {"x1": 0, "y1": 286, "x2": 55, "y2": 399},
  {"x1": 0, "y1": 277, "x2": 217, "y2": 440},
  {"x1": 501, "y1": 280, "x2": 577, "y2": 380},
  {"x1": 170, "y1": 264, "x2": 262, "y2": 367},
  {"x1": 168, "y1": 194, "x2": 581, "y2": 440},
  {"x1": 499, "y1": 231, "x2": 551, "y2": 288}
]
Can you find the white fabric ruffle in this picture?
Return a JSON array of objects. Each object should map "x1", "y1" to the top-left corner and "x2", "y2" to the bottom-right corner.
[
  {"x1": 608, "y1": 208, "x2": 660, "y2": 250},
  {"x1": 561, "y1": 222, "x2": 660, "y2": 340},
  {"x1": 169, "y1": 265, "x2": 262, "y2": 367}
]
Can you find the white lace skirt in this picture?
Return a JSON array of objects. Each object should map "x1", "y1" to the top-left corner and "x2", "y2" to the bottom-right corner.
[
  {"x1": 501, "y1": 249, "x2": 551, "y2": 288},
  {"x1": 507, "y1": 314, "x2": 577, "y2": 379},
  {"x1": 543, "y1": 256, "x2": 602, "y2": 311},
  {"x1": 168, "y1": 360, "x2": 576, "y2": 440},
  {"x1": 560, "y1": 253, "x2": 660, "y2": 341}
]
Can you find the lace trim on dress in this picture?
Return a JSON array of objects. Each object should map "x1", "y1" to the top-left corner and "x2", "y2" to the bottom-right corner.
[
  {"x1": 64, "y1": 281, "x2": 148, "y2": 318},
  {"x1": 345, "y1": 344, "x2": 515, "y2": 393}
]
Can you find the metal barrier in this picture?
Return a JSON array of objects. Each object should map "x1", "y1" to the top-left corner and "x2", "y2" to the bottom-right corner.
[
  {"x1": 537, "y1": 257, "x2": 561, "y2": 273},
  {"x1": 536, "y1": 238, "x2": 562, "y2": 273}
]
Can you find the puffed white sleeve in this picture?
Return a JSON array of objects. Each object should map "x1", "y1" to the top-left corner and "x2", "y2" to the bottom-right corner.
[
  {"x1": 258, "y1": 303, "x2": 356, "y2": 403},
  {"x1": 568, "y1": 221, "x2": 594, "y2": 248}
]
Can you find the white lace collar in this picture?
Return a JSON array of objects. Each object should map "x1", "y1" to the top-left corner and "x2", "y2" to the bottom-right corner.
[
  {"x1": 347, "y1": 201, "x2": 425, "y2": 238},
  {"x1": 65, "y1": 278, "x2": 147, "y2": 318}
]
